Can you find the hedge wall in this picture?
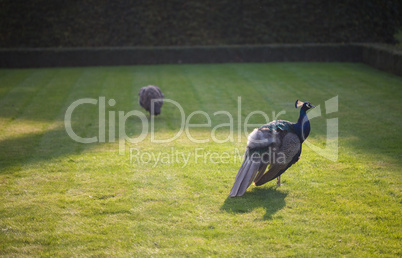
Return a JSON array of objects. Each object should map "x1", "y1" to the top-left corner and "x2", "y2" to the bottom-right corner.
[
  {"x1": 0, "y1": 0, "x2": 400, "y2": 48},
  {"x1": 0, "y1": 44, "x2": 363, "y2": 68}
]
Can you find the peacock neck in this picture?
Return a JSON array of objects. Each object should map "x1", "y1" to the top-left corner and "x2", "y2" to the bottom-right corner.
[{"x1": 294, "y1": 108, "x2": 310, "y2": 142}]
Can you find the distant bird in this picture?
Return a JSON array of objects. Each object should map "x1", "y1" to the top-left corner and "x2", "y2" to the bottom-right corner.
[
  {"x1": 139, "y1": 85, "x2": 164, "y2": 116},
  {"x1": 229, "y1": 100, "x2": 315, "y2": 197}
]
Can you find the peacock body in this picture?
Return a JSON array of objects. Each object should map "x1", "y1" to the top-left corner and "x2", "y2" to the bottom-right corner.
[
  {"x1": 139, "y1": 85, "x2": 164, "y2": 116},
  {"x1": 229, "y1": 100, "x2": 315, "y2": 197}
]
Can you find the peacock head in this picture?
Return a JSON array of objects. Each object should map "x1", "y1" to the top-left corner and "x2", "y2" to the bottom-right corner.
[{"x1": 295, "y1": 100, "x2": 315, "y2": 111}]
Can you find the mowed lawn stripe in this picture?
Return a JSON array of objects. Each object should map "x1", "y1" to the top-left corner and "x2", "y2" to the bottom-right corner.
[{"x1": 0, "y1": 70, "x2": 54, "y2": 135}]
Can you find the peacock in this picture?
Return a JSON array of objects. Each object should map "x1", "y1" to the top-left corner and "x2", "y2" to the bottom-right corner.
[
  {"x1": 139, "y1": 85, "x2": 164, "y2": 116},
  {"x1": 229, "y1": 100, "x2": 315, "y2": 197}
]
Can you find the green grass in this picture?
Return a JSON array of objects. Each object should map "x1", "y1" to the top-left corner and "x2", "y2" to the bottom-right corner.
[{"x1": 0, "y1": 63, "x2": 401, "y2": 256}]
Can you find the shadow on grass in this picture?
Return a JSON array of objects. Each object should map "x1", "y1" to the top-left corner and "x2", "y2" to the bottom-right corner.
[
  {"x1": 220, "y1": 186, "x2": 287, "y2": 220},
  {"x1": 0, "y1": 127, "x2": 97, "y2": 173}
]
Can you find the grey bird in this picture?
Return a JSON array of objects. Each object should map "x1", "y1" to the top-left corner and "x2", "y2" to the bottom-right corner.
[
  {"x1": 229, "y1": 100, "x2": 315, "y2": 197},
  {"x1": 139, "y1": 85, "x2": 164, "y2": 116}
]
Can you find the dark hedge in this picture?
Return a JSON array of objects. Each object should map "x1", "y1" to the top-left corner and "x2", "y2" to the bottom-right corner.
[
  {"x1": 0, "y1": 0, "x2": 400, "y2": 47},
  {"x1": 0, "y1": 44, "x2": 363, "y2": 68}
]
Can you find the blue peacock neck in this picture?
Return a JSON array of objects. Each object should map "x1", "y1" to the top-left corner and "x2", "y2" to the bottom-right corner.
[{"x1": 293, "y1": 108, "x2": 310, "y2": 142}]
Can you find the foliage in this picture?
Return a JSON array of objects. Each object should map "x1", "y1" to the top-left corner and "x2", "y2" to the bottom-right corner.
[{"x1": 0, "y1": 0, "x2": 400, "y2": 47}]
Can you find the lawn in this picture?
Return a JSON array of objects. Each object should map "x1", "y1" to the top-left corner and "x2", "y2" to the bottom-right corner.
[{"x1": 0, "y1": 63, "x2": 401, "y2": 256}]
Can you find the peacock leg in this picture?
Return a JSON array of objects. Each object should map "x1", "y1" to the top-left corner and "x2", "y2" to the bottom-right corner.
[{"x1": 276, "y1": 176, "x2": 281, "y2": 186}]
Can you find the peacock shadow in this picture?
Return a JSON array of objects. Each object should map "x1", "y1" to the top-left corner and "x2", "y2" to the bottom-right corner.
[{"x1": 220, "y1": 186, "x2": 288, "y2": 220}]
